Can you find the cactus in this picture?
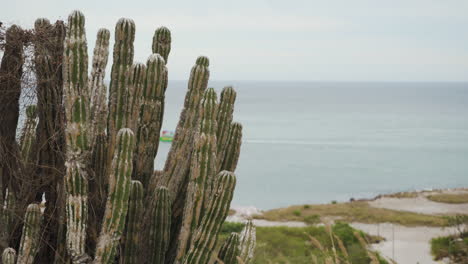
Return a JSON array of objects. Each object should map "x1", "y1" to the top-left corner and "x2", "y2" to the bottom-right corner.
[
  {"x1": 134, "y1": 54, "x2": 166, "y2": 186},
  {"x1": 121, "y1": 180, "x2": 144, "y2": 264},
  {"x1": 183, "y1": 171, "x2": 236, "y2": 264},
  {"x1": 220, "y1": 122, "x2": 243, "y2": 172},
  {"x1": 216, "y1": 86, "x2": 236, "y2": 171},
  {"x1": 94, "y1": 128, "x2": 135, "y2": 264},
  {"x1": 176, "y1": 88, "x2": 219, "y2": 260},
  {"x1": 89, "y1": 28, "x2": 110, "y2": 142},
  {"x1": 152, "y1": 27, "x2": 171, "y2": 64},
  {"x1": 1, "y1": 248, "x2": 16, "y2": 264},
  {"x1": 17, "y1": 204, "x2": 42, "y2": 264},
  {"x1": 63, "y1": 10, "x2": 91, "y2": 261},
  {"x1": 107, "y1": 18, "x2": 135, "y2": 154},
  {"x1": 217, "y1": 233, "x2": 240, "y2": 264},
  {"x1": 1, "y1": 10, "x2": 252, "y2": 264},
  {"x1": 161, "y1": 56, "x2": 210, "y2": 200},
  {"x1": 238, "y1": 220, "x2": 256, "y2": 264},
  {"x1": 19, "y1": 105, "x2": 38, "y2": 163},
  {"x1": 148, "y1": 186, "x2": 171, "y2": 264},
  {"x1": 125, "y1": 63, "x2": 146, "y2": 133}
]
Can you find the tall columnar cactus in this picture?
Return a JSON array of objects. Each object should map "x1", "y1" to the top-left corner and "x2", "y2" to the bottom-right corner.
[
  {"x1": 89, "y1": 28, "x2": 110, "y2": 142},
  {"x1": 152, "y1": 27, "x2": 171, "y2": 64},
  {"x1": 94, "y1": 128, "x2": 135, "y2": 264},
  {"x1": 161, "y1": 56, "x2": 210, "y2": 200},
  {"x1": 63, "y1": 10, "x2": 90, "y2": 261},
  {"x1": 220, "y1": 122, "x2": 243, "y2": 172},
  {"x1": 183, "y1": 171, "x2": 237, "y2": 264},
  {"x1": 0, "y1": 189, "x2": 15, "y2": 247},
  {"x1": 1, "y1": 248, "x2": 16, "y2": 264},
  {"x1": 17, "y1": 204, "x2": 42, "y2": 264},
  {"x1": 216, "y1": 86, "x2": 236, "y2": 171},
  {"x1": 121, "y1": 180, "x2": 144, "y2": 264},
  {"x1": 217, "y1": 233, "x2": 240, "y2": 264},
  {"x1": 238, "y1": 220, "x2": 257, "y2": 264},
  {"x1": 134, "y1": 54, "x2": 167, "y2": 186},
  {"x1": 176, "y1": 88, "x2": 218, "y2": 261},
  {"x1": 107, "y1": 18, "x2": 135, "y2": 155},
  {"x1": 148, "y1": 186, "x2": 171, "y2": 264},
  {"x1": 125, "y1": 63, "x2": 146, "y2": 133},
  {"x1": 19, "y1": 105, "x2": 38, "y2": 163}
]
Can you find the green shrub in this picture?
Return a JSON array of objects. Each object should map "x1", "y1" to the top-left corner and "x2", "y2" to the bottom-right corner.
[
  {"x1": 303, "y1": 204, "x2": 310, "y2": 209},
  {"x1": 293, "y1": 210, "x2": 301, "y2": 217},
  {"x1": 303, "y1": 214, "x2": 320, "y2": 225}
]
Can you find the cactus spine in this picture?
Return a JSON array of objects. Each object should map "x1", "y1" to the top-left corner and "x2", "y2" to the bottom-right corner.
[
  {"x1": 216, "y1": 86, "x2": 236, "y2": 171},
  {"x1": 121, "y1": 180, "x2": 144, "y2": 264},
  {"x1": 220, "y1": 122, "x2": 243, "y2": 172},
  {"x1": 95, "y1": 128, "x2": 135, "y2": 264},
  {"x1": 148, "y1": 187, "x2": 171, "y2": 264},
  {"x1": 2, "y1": 248, "x2": 16, "y2": 264},
  {"x1": 217, "y1": 233, "x2": 240, "y2": 264},
  {"x1": 238, "y1": 220, "x2": 256, "y2": 264},
  {"x1": 17, "y1": 204, "x2": 42, "y2": 264},
  {"x1": 183, "y1": 171, "x2": 237, "y2": 264},
  {"x1": 19, "y1": 105, "x2": 38, "y2": 163}
]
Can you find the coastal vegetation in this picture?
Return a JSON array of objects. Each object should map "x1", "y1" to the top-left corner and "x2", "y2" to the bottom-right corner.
[
  {"x1": 427, "y1": 193, "x2": 468, "y2": 204},
  {"x1": 220, "y1": 222, "x2": 388, "y2": 264},
  {"x1": 256, "y1": 201, "x2": 449, "y2": 227},
  {"x1": 430, "y1": 215, "x2": 468, "y2": 262}
]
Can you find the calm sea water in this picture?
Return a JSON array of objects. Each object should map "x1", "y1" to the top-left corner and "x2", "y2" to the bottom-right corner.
[{"x1": 155, "y1": 81, "x2": 468, "y2": 210}]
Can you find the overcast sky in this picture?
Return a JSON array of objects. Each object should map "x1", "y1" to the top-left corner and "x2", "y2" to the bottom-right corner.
[{"x1": 3, "y1": 0, "x2": 468, "y2": 81}]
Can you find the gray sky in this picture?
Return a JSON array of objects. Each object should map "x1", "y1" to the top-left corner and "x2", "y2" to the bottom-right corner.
[{"x1": 3, "y1": 0, "x2": 468, "y2": 81}]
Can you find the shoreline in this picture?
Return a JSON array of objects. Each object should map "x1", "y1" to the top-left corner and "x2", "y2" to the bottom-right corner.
[{"x1": 227, "y1": 187, "x2": 468, "y2": 264}]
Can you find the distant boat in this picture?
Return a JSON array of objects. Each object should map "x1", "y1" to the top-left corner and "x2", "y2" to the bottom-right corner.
[{"x1": 160, "y1": 130, "x2": 174, "y2": 142}]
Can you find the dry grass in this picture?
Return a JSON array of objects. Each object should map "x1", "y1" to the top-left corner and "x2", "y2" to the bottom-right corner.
[
  {"x1": 255, "y1": 201, "x2": 449, "y2": 227},
  {"x1": 427, "y1": 193, "x2": 468, "y2": 204}
]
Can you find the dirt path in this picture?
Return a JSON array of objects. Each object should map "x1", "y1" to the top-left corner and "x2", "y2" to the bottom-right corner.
[{"x1": 351, "y1": 222, "x2": 456, "y2": 264}]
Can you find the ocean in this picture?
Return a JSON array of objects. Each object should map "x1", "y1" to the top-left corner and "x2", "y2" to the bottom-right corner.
[{"x1": 155, "y1": 81, "x2": 468, "y2": 210}]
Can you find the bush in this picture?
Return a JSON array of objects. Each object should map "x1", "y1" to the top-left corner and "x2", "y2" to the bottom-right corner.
[
  {"x1": 293, "y1": 210, "x2": 301, "y2": 217},
  {"x1": 303, "y1": 204, "x2": 310, "y2": 209},
  {"x1": 303, "y1": 214, "x2": 320, "y2": 225}
]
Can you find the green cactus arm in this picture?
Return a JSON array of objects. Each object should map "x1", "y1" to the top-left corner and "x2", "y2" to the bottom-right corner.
[
  {"x1": 94, "y1": 128, "x2": 135, "y2": 264},
  {"x1": 125, "y1": 63, "x2": 146, "y2": 133},
  {"x1": 174, "y1": 88, "x2": 218, "y2": 261},
  {"x1": 161, "y1": 56, "x2": 210, "y2": 199},
  {"x1": 64, "y1": 159, "x2": 89, "y2": 260},
  {"x1": 107, "y1": 18, "x2": 135, "y2": 153},
  {"x1": 238, "y1": 220, "x2": 256, "y2": 264},
  {"x1": 63, "y1": 10, "x2": 89, "y2": 112},
  {"x1": 216, "y1": 86, "x2": 236, "y2": 171},
  {"x1": 152, "y1": 27, "x2": 171, "y2": 64},
  {"x1": 134, "y1": 54, "x2": 166, "y2": 186},
  {"x1": 17, "y1": 204, "x2": 43, "y2": 264},
  {"x1": 89, "y1": 28, "x2": 110, "y2": 141},
  {"x1": 217, "y1": 232, "x2": 240, "y2": 264},
  {"x1": 183, "y1": 171, "x2": 236, "y2": 264},
  {"x1": 121, "y1": 180, "x2": 144, "y2": 264},
  {"x1": 19, "y1": 105, "x2": 38, "y2": 163},
  {"x1": 220, "y1": 122, "x2": 242, "y2": 172},
  {"x1": 147, "y1": 186, "x2": 171, "y2": 264},
  {"x1": 2, "y1": 247, "x2": 16, "y2": 264}
]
